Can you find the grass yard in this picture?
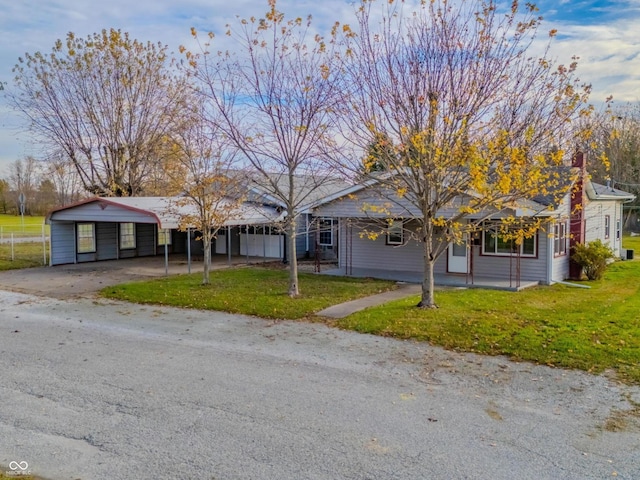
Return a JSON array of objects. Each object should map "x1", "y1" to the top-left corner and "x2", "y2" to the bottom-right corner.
[
  {"x1": 337, "y1": 257, "x2": 640, "y2": 384},
  {"x1": 102, "y1": 236, "x2": 640, "y2": 384},
  {"x1": 0, "y1": 242, "x2": 48, "y2": 270},
  {"x1": 0, "y1": 214, "x2": 48, "y2": 237},
  {"x1": 0, "y1": 215, "x2": 49, "y2": 270},
  {"x1": 102, "y1": 267, "x2": 396, "y2": 320},
  {"x1": 623, "y1": 233, "x2": 640, "y2": 253}
]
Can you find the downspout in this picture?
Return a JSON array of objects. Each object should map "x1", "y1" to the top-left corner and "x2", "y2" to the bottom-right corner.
[{"x1": 554, "y1": 280, "x2": 591, "y2": 289}]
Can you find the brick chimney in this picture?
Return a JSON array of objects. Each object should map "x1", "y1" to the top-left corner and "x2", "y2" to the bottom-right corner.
[{"x1": 569, "y1": 151, "x2": 586, "y2": 279}]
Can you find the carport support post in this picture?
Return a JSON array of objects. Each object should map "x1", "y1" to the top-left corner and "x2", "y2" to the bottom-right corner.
[
  {"x1": 187, "y1": 227, "x2": 191, "y2": 275},
  {"x1": 227, "y1": 226, "x2": 231, "y2": 265},
  {"x1": 42, "y1": 223, "x2": 46, "y2": 266},
  {"x1": 164, "y1": 241, "x2": 169, "y2": 276}
]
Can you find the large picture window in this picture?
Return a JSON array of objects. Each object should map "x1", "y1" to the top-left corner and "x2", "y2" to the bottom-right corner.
[
  {"x1": 482, "y1": 223, "x2": 536, "y2": 257},
  {"x1": 386, "y1": 220, "x2": 404, "y2": 245},
  {"x1": 77, "y1": 223, "x2": 96, "y2": 253},
  {"x1": 318, "y1": 218, "x2": 334, "y2": 246},
  {"x1": 157, "y1": 227, "x2": 172, "y2": 246},
  {"x1": 120, "y1": 223, "x2": 136, "y2": 250},
  {"x1": 554, "y1": 221, "x2": 567, "y2": 256}
]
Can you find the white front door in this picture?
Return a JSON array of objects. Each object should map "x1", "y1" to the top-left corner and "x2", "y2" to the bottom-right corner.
[{"x1": 448, "y1": 236, "x2": 469, "y2": 273}]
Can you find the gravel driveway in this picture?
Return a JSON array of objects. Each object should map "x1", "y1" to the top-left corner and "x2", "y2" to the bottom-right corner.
[{"x1": 1, "y1": 290, "x2": 639, "y2": 479}]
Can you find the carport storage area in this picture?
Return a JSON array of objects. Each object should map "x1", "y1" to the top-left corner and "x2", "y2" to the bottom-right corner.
[
  {"x1": 46, "y1": 196, "x2": 284, "y2": 266},
  {"x1": 47, "y1": 198, "x2": 184, "y2": 266}
]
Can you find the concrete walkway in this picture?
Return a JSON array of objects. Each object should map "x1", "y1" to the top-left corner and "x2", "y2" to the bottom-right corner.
[{"x1": 317, "y1": 282, "x2": 422, "y2": 318}]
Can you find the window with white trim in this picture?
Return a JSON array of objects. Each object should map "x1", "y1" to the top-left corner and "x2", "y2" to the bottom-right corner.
[
  {"x1": 318, "y1": 218, "x2": 334, "y2": 246},
  {"x1": 386, "y1": 220, "x2": 404, "y2": 245},
  {"x1": 120, "y1": 223, "x2": 136, "y2": 250},
  {"x1": 554, "y1": 221, "x2": 567, "y2": 256},
  {"x1": 605, "y1": 215, "x2": 611, "y2": 239},
  {"x1": 616, "y1": 219, "x2": 621, "y2": 240},
  {"x1": 482, "y1": 223, "x2": 536, "y2": 257},
  {"x1": 77, "y1": 223, "x2": 96, "y2": 253},
  {"x1": 157, "y1": 227, "x2": 172, "y2": 246}
]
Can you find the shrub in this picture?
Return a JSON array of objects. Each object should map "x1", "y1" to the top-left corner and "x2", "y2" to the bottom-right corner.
[{"x1": 572, "y1": 239, "x2": 615, "y2": 280}]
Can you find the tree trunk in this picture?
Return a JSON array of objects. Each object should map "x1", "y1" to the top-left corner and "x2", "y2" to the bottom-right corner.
[
  {"x1": 418, "y1": 224, "x2": 437, "y2": 308},
  {"x1": 418, "y1": 255, "x2": 437, "y2": 308},
  {"x1": 287, "y1": 219, "x2": 299, "y2": 297},
  {"x1": 202, "y1": 234, "x2": 211, "y2": 285}
]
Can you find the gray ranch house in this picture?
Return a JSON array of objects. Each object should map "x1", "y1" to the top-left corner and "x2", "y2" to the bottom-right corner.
[{"x1": 312, "y1": 157, "x2": 635, "y2": 289}]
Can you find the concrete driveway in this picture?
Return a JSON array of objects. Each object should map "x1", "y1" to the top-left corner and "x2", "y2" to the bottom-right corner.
[
  {"x1": 1, "y1": 290, "x2": 639, "y2": 479},
  {"x1": 0, "y1": 256, "x2": 272, "y2": 299}
]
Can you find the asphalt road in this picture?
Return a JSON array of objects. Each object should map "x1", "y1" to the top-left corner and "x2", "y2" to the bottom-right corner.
[{"x1": 1, "y1": 290, "x2": 639, "y2": 479}]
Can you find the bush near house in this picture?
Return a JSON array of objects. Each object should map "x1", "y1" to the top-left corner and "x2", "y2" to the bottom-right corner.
[{"x1": 572, "y1": 239, "x2": 615, "y2": 280}]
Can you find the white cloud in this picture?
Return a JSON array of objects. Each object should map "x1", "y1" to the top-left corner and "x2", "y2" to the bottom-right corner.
[{"x1": 1, "y1": 0, "x2": 639, "y2": 172}]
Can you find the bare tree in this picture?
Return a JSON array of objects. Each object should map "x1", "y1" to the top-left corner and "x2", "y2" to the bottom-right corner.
[
  {"x1": 184, "y1": 1, "x2": 344, "y2": 297},
  {"x1": 336, "y1": 0, "x2": 592, "y2": 307},
  {"x1": 583, "y1": 103, "x2": 640, "y2": 204},
  {"x1": 168, "y1": 105, "x2": 247, "y2": 285},
  {"x1": 7, "y1": 156, "x2": 40, "y2": 215},
  {"x1": 9, "y1": 29, "x2": 190, "y2": 197},
  {"x1": 45, "y1": 152, "x2": 84, "y2": 207}
]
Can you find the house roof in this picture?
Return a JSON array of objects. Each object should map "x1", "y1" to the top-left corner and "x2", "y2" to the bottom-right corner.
[
  {"x1": 246, "y1": 173, "x2": 352, "y2": 212},
  {"x1": 587, "y1": 181, "x2": 636, "y2": 202},
  {"x1": 46, "y1": 196, "x2": 283, "y2": 229}
]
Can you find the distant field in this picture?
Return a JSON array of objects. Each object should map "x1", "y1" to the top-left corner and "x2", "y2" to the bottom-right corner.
[{"x1": 0, "y1": 214, "x2": 49, "y2": 238}]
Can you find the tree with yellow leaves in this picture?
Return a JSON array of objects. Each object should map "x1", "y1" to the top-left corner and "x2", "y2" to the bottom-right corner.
[
  {"x1": 167, "y1": 102, "x2": 246, "y2": 285},
  {"x1": 336, "y1": 0, "x2": 592, "y2": 308}
]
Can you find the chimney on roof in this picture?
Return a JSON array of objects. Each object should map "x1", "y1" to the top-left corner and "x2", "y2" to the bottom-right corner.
[
  {"x1": 569, "y1": 151, "x2": 586, "y2": 280},
  {"x1": 572, "y1": 151, "x2": 584, "y2": 168}
]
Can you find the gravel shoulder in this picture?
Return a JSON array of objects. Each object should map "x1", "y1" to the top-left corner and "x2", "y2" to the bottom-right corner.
[{"x1": 1, "y1": 290, "x2": 639, "y2": 480}]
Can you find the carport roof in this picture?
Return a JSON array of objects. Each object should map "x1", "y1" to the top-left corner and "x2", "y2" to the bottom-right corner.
[{"x1": 46, "y1": 196, "x2": 283, "y2": 229}]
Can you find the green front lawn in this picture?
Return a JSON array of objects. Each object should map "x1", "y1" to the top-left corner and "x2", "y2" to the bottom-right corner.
[
  {"x1": 338, "y1": 259, "x2": 640, "y2": 383},
  {"x1": 623, "y1": 233, "x2": 640, "y2": 253},
  {"x1": 102, "y1": 267, "x2": 396, "y2": 320},
  {"x1": 102, "y1": 243, "x2": 640, "y2": 384}
]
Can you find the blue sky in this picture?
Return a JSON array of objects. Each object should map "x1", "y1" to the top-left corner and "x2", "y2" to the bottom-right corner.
[{"x1": 1, "y1": 0, "x2": 639, "y2": 175}]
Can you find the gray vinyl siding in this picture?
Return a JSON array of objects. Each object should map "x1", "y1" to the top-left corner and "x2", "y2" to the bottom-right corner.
[
  {"x1": 316, "y1": 188, "x2": 491, "y2": 220},
  {"x1": 50, "y1": 202, "x2": 159, "y2": 224},
  {"x1": 136, "y1": 223, "x2": 156, "y2": 256},
  {"x1": 295, "y1": 214, "x2": 310, "y2": 259},
  {"x1": 96, "y1": 223, "x2": 118, "y2": 261},
  {"x1": 50, "y1": 221, "x2": 76, "y2": 265},
  {"x1": 338, "y1": 219, "x2": 552, "y2": 282},
  {"x1": 551, "y1": 200, "x2": 572, "y2": 283},
  {"x1": 317, "y1": 188, "x2": 422, "y2": 218},
  {"x1": 552, "y1": 246, "x2": 570, "y2": 282},
  {"x1": 338, "y1": 220, "x2": 446, "y2": 274},
  {"x1": 472, "y1": 233, "x2": 547, "y2": 282}
]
